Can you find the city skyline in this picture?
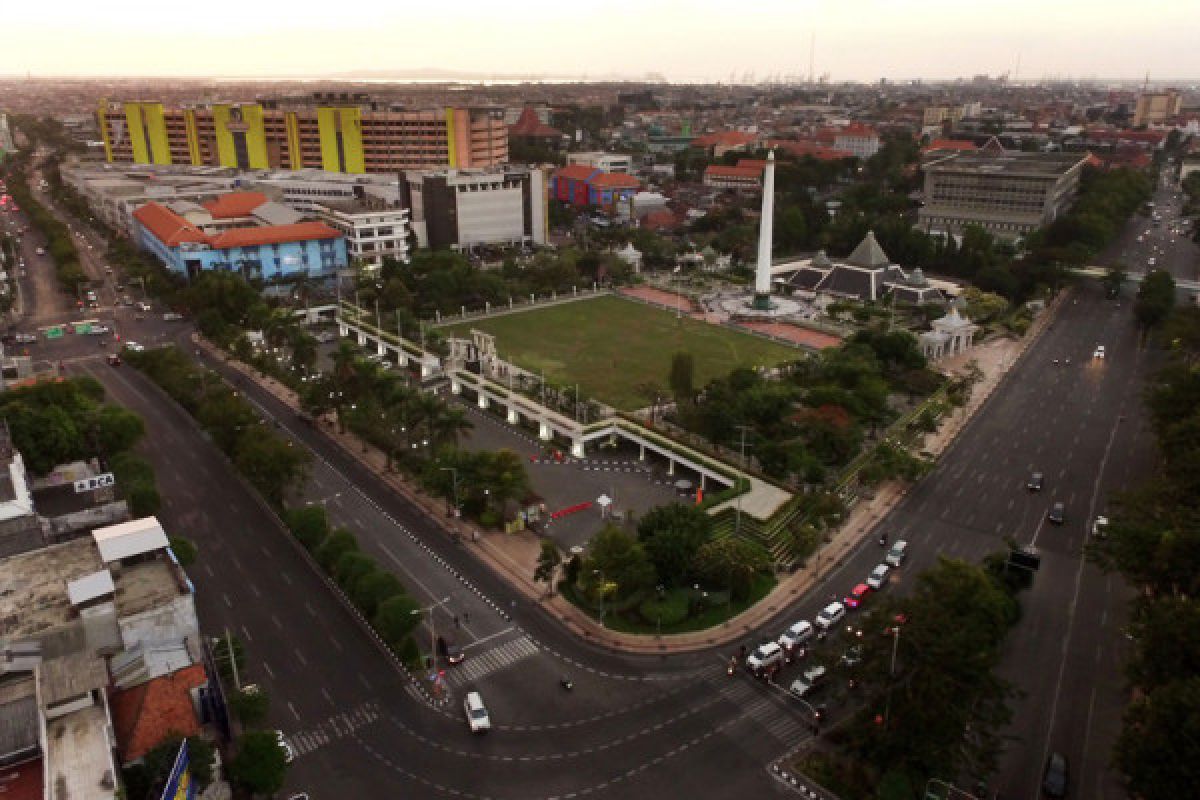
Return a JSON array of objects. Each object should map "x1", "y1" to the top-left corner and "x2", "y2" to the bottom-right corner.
[{"x1": 6, "y1": 0, "x2": 1200, "y2": 83}]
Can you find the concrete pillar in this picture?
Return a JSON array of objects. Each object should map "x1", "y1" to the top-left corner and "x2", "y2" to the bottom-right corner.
[
  {"x1": 667, "y1": 459, "x2": 675, "y2": 476},
  {"x1": 700, "y1": 474, "x2": 707, "y2": 489},
  {"x1": 539, "y1": 421, "x2": 552, "y2": 441},
  {"x1": 639, "y1": 444, "x2": 645, "y2": 461},
  {"x1": 338, "y1": 322, "x2": 348, "y2": 337},
  {"x1": 571, "y1": 439, "x2": 585, "y2": 459},
  {"x1": 376, "y1": 341, "x2": 386, "y2": 356},
  {"x1": 356, "y1": 332, "x2": 366, "y2": 346},
  {"x1": 397, "y1": 352, "x2": 408, "y2": 367},
  {"x1": 506, "y1": 406, "x2": 518, "y2": 425},
  {"x1": 478, "y1": 394, "x2": 488, "y2": 410},
  {"x1": 421, "y1": 362, "x2": 433, "y2": 379},
  {"x1": 451, "y1": 378, "x2": 462, "y2": 395}
]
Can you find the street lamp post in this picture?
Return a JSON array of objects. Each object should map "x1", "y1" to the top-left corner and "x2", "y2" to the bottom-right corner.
[
  {"x1": 440, "y1": 467, "x2": 459, "y2": 519},
  {"x1": 411, "y1": 596, "x2": 450, "y2": 687}
]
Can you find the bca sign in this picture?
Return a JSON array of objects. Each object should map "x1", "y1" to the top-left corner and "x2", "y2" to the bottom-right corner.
[{"x1": 74, "y1": 473, "x2": 115, "y2": 493}]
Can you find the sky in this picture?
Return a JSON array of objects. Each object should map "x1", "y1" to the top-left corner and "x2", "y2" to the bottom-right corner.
[{"x1": 6, "y1": 0, "x2": 1200, "y2": 82}]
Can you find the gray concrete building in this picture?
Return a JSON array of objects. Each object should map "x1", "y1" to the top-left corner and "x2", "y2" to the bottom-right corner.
[{"x1": 917, "y1": 150, "x2": 1089, "y2": 242}]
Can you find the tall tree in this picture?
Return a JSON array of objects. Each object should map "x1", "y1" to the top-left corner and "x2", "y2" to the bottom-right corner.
[
  {"x1": 668, "y1": 351, "x2": 696, "y2": 407},
  {"x1": 534, "y1": 540, "x2": 563, "y2": 595}
]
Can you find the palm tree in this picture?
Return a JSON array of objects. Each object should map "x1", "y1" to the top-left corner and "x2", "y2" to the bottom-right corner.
[{"x1": 433, "y1": 406, "x2": 473, "y2": 449}]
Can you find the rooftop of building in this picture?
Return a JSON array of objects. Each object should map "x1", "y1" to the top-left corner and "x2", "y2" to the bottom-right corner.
[
  {"x1": 0, "y1": 675, "x2": 38, "y2": 765},
  {"x1": 0, "y1": 757, "x2": 42, "y2": 800},
  {"x1": 38, "y1": 651, "x2": 108, "y2": 707},
  {"x1": 202, "y1": 191, "x2": 268, "y2": 219},
  {"x1": 924, "y1": 150, "x2": 1088, "y2": 176},
  {"x1": 44, "y1": 703, "x2": 117, "y2": 800},
  {"x1": 134, "y1": 202, "x2": 340, "y2": 249},
  {"x1": 0, "y1": 525, "x2": 184, "y2": 641},
  {"x1": 109, "y1": 663, "x2": 206, "y2": 762},
  {"x1": 509, "y1": 107, "x2": 564, "y2": 139},
  {"x1": 703, "y1": 164, "x2": 763, "y2": 179}
]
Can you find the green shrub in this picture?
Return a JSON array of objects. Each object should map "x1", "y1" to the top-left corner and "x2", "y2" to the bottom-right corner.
[
  {"x1": 168, "y1": 536, "x2": 197, "y2": 566},
  {"x1": 479, "y1": 510, "x2": 501, "y2": 529},
  {"x1": 397, "y1": 635, "x2": 422, "y2": 669},
  {"x1": 349, "y1": 569, "x2": 406, "y2": 618},
  {"x1": 285, "y1": 505, "x2": 330, "y2": 551},
  {"x1": 315, "y1": 529, "x2": 358, "y2": 574},
  {"x1": 639, "y1": 589, "x2": 690, "y2": 627},
  {"x1": 333, "y1": 551, "x2": 376, "y2": 590}
]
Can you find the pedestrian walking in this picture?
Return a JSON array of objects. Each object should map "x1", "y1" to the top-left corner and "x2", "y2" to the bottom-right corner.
[
  {"x1": 462, "y1": 612, "x2": 470, "y2": 625},
  {"x1": 453, "y1": 615, "x2": 460, "y2": 628}
]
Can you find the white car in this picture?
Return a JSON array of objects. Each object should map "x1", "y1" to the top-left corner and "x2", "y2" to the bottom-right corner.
[
  {"x1": 274, "y1": 730, "x2": 294, "y2": 763},
  {"x1": 1092, "y1": 516, "x2": 1109, "y2": 538},
  {"x1": 866, "y1": 563, "x2": 890, "y2": 590},
  {"x1": 123, "y1": 341, "x2": 145, "y2": 352},
  {"x1": 87, "y1": 325, "x2": 110, "y2": 335},
  {"x1": 1148, "y1": 257, "x2": 1157, "y2": 267},
  {"x1": 136, "y1": 301, "x2": 152, "y2": 312},
  {"x1": 778, "y1": 620, "x2": 814, "y2": 651},
  {"x1": 464, "y1": 691, "x2": 491, "y2": 733},
  {"x1": 789, "y1": 665, "x2": 828, "y2": 698},
  {"x1": 746, "y1": 641, "x2": 784, "y2": 672},
  {"x1": 1093, "y1": 345, "x2": 1105, "y2": 359},
  {"x1": 162, "y1": 312, "x2": 184, "y2": 321}
]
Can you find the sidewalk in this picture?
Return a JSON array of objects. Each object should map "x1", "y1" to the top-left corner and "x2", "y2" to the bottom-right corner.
[{"x1": 192, "y1": 292, "x2": 1063, "y2": 655}]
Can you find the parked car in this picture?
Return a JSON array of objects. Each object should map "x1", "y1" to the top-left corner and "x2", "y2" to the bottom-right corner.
[
  {"x1": 14, "y1": 333, "x2": 37, "y2": 344},
  {"x1": 1091, "y1": 515, "x2": 1109, "y2": 538},
  {"x1": 123, "y1": 342, "x2": 145, "y2": 352},
  {"x1": 778, "y1": 620, "x2": 814, "y2": 652},
  {"x1": 1093, "y1": 345, "x2": 1106, "y2": 359},
  {"x1": 844, "y1": 583, "x2": 871, "y2": 609},
  {"x1": 106, "y1": 353, "x2": 122, "y2": 367},
  {"x1": 136, "y1": 301, "x2": 152, "y2": 312},
  {"x1": 789, "y1": 665, "x2": 828, "y2": 698},
  {"x1": 866, "y1": 563, "x2": 890, "y2": 590},
  {"x1": 163, "y1": 312, "x2": 184, "y2": 321},
  {"x1": 746, "y1": 641, "x2": 784, "y2": 672},
  {"x1": 884, "y1": 541, "x2": 908, "y2": 568}
]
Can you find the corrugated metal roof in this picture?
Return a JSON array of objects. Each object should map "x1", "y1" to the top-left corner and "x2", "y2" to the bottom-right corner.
[
  {"x1": 66, "y1": 570, "x2": 115, "y2": 607},
  {"x1": 92, "y1": 517, "x2": 169, "y2": 564}
]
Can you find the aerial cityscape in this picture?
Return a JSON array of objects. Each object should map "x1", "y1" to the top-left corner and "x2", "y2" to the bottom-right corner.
[{"x1": 0, "y1": 5, "x2": 1198, "y2": 800}]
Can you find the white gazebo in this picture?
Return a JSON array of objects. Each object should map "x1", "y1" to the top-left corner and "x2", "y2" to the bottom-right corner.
[
  {"x1": 920, "y1": 305, "x2": 978, "y2": 360},
  {"x1": 616, "y1": 242, "x2": 643, "y2": 273}
]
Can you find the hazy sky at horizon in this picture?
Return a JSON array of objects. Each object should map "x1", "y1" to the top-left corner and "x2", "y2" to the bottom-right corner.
[{"x1": 7, "y1": 0, "x2": 1200, "y2": 82}]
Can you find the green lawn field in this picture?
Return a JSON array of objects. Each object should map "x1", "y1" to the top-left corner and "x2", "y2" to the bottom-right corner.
[{"x1": 443, "y1": 295, "x2": 800, "y2": 410}]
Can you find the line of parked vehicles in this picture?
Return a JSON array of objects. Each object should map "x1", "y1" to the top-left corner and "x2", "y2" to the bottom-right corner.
[{"x1": 737, "y1": 537, "x2": 911, "y2": 713}]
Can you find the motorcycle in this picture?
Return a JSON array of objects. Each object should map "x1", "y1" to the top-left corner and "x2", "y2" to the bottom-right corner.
[
  {"x1": 560, "y1": 677, "x2": 573, "y2": 691},
  {"x1": 879, "y1": 534, "x2": 888, "y2": 547}
]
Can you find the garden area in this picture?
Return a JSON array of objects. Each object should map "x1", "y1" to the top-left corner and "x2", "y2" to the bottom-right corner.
[{"x1": 554, "y1": 503, "x2": 777, "y2": 633}]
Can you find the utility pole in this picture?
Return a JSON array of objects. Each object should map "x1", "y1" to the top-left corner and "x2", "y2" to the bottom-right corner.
[
  {"x1": 735, "y1": 425, "x2": 752, "y2": 538},
  {"x1": 224, "y1": 627, "x2": 241, "y2": 690}
]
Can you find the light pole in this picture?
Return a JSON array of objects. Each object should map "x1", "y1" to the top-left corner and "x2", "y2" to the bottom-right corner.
[
  {"x1": 411, "y1": 595, "x2": 450, "y2": 684},
  {"x1": 440, "y1": 467, "x2": 459, "y2": 518},
  {"x1": 735, "y1": 425, "x2": 752, "y2": 538}
]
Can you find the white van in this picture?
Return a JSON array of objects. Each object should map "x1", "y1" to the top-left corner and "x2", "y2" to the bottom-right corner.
[
  {"x1": 778, "y1": 620, "x2": 814, "y2": 651},
  {"x1": 815, "y1": 601, "x2": 846, "y2": 631},
  {"x1": 746, "y1": 641, "x2": 784, "y2": 672},
  {"x1": 885, "y1": 540, "x2": 909, "y2": 567}
]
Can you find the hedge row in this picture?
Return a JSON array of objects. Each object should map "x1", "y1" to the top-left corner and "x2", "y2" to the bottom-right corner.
[
  {"x1": 1, "y1": 164, "x2": 87, "y2": 291},
  {"x1": 284, "y1": 505, "x2": 422, "y2": 667}
]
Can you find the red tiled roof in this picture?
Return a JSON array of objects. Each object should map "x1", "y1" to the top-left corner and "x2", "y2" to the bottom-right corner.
[
  {"x1": 924, "y1": 139, "x2": 979, "y2": 153},
  {"x1": 552, "y1": 164, "x2": 600, "y2": 181},
  {"x1": 132, "y1": 203, "x2": 208, "y2": 247},
  {"x1": 589, "y1": 172, "x2": 640, "y2": 189},
  {"x1": 836, "y1": 122, "x2": 879, "y2": 138},
  {"x1": 0, "y1": 759, "x2": 43, "y2": 800},
  {"x1": 767, "y1": 139, "x2": 855, "y2": 161},
  {"x1": 704, "y1": 165, "x2": 762, "y2": 179},
  {"x1": 642, "y1": 209, "x2": 681, "y2": 230},
  {"x1": 509, "y1": 107, "x2": 563, "y2": 139},
  {"x1": 202, "y1": 191, "x2": 268, "y2": 219},
  {"x1": 109, "y1": 664, "x2": 207, "y2": 763},
  {"x1": 691, "y1": 130, "x2": 758, "y2": 149},
  {"x1": 735, "y1": 159, "x2": 769, "y2": 170},
  {"x1": 209, "y1": 221, "x2": 341, "y2": 248}
]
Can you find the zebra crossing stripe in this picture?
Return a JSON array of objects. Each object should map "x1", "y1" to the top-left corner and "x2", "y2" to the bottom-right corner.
[{"x1": 446, "y1": 636, "x2": 538, "y2": 688}]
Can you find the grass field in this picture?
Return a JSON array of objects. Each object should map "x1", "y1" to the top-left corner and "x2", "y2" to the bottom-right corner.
[{"x1": 443, "y1": 295, "x2": 800, "y2": 410}]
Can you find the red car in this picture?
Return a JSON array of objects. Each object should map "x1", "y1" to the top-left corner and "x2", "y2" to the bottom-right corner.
[{"x1": 844, "y1": 583, "x2": 871, "y2": 609}]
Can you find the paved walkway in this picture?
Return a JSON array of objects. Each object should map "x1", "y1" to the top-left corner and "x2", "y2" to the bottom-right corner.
[{"x1": 191, "y1": 291, "x2": 1064, "y2": 654}]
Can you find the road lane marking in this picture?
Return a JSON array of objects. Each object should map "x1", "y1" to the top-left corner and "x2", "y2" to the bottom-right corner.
[
  {"x1": 294, "y1": 648, "x2": 308, "y2": 667},
  {"x1": 240, "y1": 624, "x2": 253, "y2": 642},
  {"x1": 288, "y1": 701, "x2": 301, "y2": 722},
  {"x1": 262, "y1": 661, "x2": 275, "y2": 678}
]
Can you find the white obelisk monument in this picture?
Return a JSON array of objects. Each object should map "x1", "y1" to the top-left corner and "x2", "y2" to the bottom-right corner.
[{"x1": 752, "y1": 150, "x2": 776, "y2": 310}]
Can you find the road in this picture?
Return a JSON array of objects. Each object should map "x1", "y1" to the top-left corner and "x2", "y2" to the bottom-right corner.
[{"x1": 27, "y1": 150, "x2": 1195, "y2": 798}]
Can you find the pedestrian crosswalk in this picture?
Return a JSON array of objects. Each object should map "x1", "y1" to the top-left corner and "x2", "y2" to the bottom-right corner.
[
  {"x1": 444, "y1": 635, "x2": 538, "y2": 688},
  {"x1": 286, "y1": 700, "x2": 382, "y2": 758},
  {"x1": 717, "y1": 678, "x2": 808, "y2": 747}
]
